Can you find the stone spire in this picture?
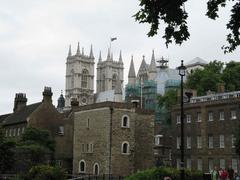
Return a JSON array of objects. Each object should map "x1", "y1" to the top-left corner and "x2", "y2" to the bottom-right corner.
[
  {"x1": 98, "y1": 51, "x2": 102, "y2": 62},
  {"x1": 82, "y1": 47, "x2": 84, "y2": 55},
  {"x1": 149, "y1": 49, "x2": 157, "y2": 72},
  {"x1": 139, "y1": 55, "x2": 148, "y2": 72},
  {"x1": 68, "y1": 45, "x2": 72, "y2": 57},
  {"x1": 107, "y1": 48, "x2": 111, "y2": 60},
  {"x1": 89, "y1": 44, "x2": 94, "y2": 59},
  {"x1": 111, "y1": 53, "x2": 113, "y2": 61},
  {"x1": 76, "y1": 42, "x2": 80, "y2": 56},
  {"x1": 119, "y1": 50, "x2": 123, "y2": 63},
  {"x1": 128, "y1": 55, "x2": 136, "y2": 78}
]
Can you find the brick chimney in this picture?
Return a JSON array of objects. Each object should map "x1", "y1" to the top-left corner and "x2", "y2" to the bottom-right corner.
[
  {"x1": 42, "y1": 86, "x2": 53, "y2": 103},
  {"x1": 13, "y1": 93, "x2": 27, "y2": 112}
]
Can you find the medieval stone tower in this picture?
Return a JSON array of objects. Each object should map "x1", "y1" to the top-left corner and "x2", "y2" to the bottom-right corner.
[
  {"x1": 96, "y1": 48, "x2": 124, "y2": 101},
  {"x1": 65, "y1": 42, "x2": 95, "y2": 106}
]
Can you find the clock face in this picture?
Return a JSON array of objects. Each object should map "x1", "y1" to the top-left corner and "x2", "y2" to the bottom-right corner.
[{"x1": 82, "y1": 98, "x2": 87, "y2": 104}]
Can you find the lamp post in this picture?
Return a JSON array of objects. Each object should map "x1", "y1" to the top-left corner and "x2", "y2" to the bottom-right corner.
[{"x1": 178, "y1": 60, "x2": 186, "y2": 180}]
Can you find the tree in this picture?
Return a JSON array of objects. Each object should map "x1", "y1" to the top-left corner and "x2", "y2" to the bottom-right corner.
[
  {"x1": 15, "y1": 127, "x2": 55, "y2": 172},
  {"x1": 157, "y1": 89, "x2": 178, "y2": 109},
  {"x1": 23, "y1": 165, "x2": 66, "y2": 180},
  {"x1": 134, "y1": 0, "x2": 240, "y2": 53},
  {"x1": 222, "y1": 61, "x2": 240, "y2": 91},
  {"x1": 186, "y1": 60, "x2": 224, "y2": 95},
  {"x1": 0, "y1": 128, "x2": 16, "y2": 173}
]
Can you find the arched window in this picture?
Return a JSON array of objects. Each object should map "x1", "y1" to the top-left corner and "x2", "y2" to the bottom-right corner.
[
  {"x1": 81, "y1": 69, "x2": 88, "y2": 88},
  {"x1": 102, "y1": 74, "x2": 105, "y2": 91},
  {"x1": 112, "y1": 74, "x2": 117, "y2": 90},
  {"x1": 121, "y1": 115, "x2": 130, "y2": 128},
  {"x1": 121, "y1": 141, "x2": 130, "y2": 154},
  {"x1": 79, "y1": 160, "x2": 86, "y2": 173},
  {"x1": 71, "y1": 69, "x2": 74, "y2": 88},
  {"x1": 93, "y1": 163, "x2": 99, "y2": 175}
]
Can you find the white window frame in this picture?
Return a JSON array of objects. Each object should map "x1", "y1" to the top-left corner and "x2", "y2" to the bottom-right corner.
[
  {"x1": 208, "y1": 159, "x2": 214, "y2": 172},
  {"x1": 187, "y1": 136, "x2": 191, "y2": 149},
  {"x1": 231, "y1": 110, "x2": 237, "y2": 120},
  {"x1": 154, "y1": 135, "x2": 163, "y2": 146},
  {"x1": 220, "y1": 159, "x2": 225, "y2": 169},
  {"x1": 176, "y1": 115, "x2": 181, "y2": 124},
  {"x1": 219, "y1": 111, "x2": 224, "y2": 121},
  {"x1": 197, "y1": 112, "x2": 201, "y2": 122},
  {"x1": 208, "y1": 135, "x2": 213, "y2": 149},
  {"x1": 232, "y1": 134, "x2": 236, "y2": 148},
  {"x1": 208, "y1": 112, "x2": 213, "y2": 121},
  {"x1": 17, "y1": 128, "x2": 20, "y2": 136},
  {"x1": 177, "y1": 159, "x2": 181, "y2": 169},
  {"x1": 121, "y1": 141, "x2": 130, "y2": 154},
  {"x1": 232, "y1": 159, "x2": 238, "y2": 172},
  {"x1": 177, "y1": 136, "x2": 180, "y2": 149},
  {"x1": 197, "y1": 159, "x2": 203, "y2": 171},
  {"x1": 219, "y1": 135, "x2": 225, "y2": 148},
  {"x1": 197, "y1": 136, "x2": 202, "y2": 149},
  {"x1": 187, "y1": 159, "x2": 192, "y2": 170},
  {"x1": 79, "y1": 160, "x2": 86, "y2": 173},
  {"x1": 58, "y1": 126, "x2": 64, "y2": 135},
  {"x1": 186, "y1": 114, "x2": 191, "y2": 123},
  {"x1": 121, "y1": 115, "x2": 130, "y2": 128}
]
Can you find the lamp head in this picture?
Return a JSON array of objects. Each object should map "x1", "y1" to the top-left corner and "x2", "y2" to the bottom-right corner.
[{"x1": 178, "y1": 60, "x2": 186, "y2": 76}]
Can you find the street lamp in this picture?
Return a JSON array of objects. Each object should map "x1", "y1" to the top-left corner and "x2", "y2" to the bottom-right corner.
[{"x1": 177, "y1": 60, "x2": 186, "y2": 180}]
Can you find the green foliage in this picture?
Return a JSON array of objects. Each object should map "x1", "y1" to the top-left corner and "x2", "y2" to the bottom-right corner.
[
  {"x1": 15, "y1": 127, "x2": 56, "y2": 172},
  {"x1": 125, "y1": 167, "x2": 202, "y2": 180},
  {"x1": 0, "y1": 128, "x2": 16, "y2": 173},
  {"x1": 186, "y1": 60, "x2": 228, "y2": 95},
  {"x1": 134, "y1": 0, "x2": 240, "y2": 53},
  {"x1": 157, "y1": 89, "x2": 178, "y2": 109},
  {"x1": 222, "y1": 61, "x2": 240, "y2": 91},
  {"x1": 23, "y1": 165, "x2": 67, "y2": 180},
  {"x1": 21, "y1": 127, "x2": 55, "y2": 152}
]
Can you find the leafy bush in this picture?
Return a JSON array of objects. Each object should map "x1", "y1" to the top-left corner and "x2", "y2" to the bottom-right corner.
[
  {"x1": 125, "y1": 167, "x2": 202, "y2": 180},
  {"x1": 23, "y1": 165, "x2": 67, "y2": 180}
]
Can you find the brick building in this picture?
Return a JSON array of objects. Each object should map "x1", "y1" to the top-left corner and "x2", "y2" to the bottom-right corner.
[
  {"x1": 0, "y1": 87, "x2": 73, "y2": 172},
  {"x1": 171, "y1": 91, "x2": 240, "y2": 172},
  {"x1": 72, "y1": 102, "x2": 155, "y2": 176}
]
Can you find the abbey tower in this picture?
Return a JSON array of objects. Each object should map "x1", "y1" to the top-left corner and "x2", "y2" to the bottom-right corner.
[{"x1": 65, "y1": 43, "x2": 95, "y2": 106}]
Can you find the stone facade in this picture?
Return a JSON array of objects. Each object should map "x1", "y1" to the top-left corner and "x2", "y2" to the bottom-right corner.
[
  {"x1": 72, "y1": 102, "x2": 155, "y2": 176},
  {"x1": 171, "y1": 91, "x2": 240, "y2": 172},
  {"x1": 65, "y1": 43, "x2": 95, "y2": 106}
]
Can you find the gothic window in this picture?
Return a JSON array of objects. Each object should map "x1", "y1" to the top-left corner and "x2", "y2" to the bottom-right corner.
[
  {"x1": 102, "y1": 74, "x2": 105, "y2": 91},
  {"x1": 71, "y1": 69, "x2": 74, "y2": 88},
  {"x1": 79, "y1": 160, "x2": 86, "y2": 173},
  {"x1": 121, "y1": 141, "x2": 130, "y2": 154},
  {"x1": 112, "y1": 74, "x2": 117, "y2": 90},
  {"x1": 93, "y1": 163, "x2": 99, "y2": 175},
  {"x1": 81, "y1": 69, "x2": 88, "y2": 88}
]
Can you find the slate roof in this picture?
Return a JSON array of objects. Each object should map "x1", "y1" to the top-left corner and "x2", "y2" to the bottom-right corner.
[
  {"x1": 0, "y1": 113, "x2": 11, "y2": 124},
  {"x1": 2, "y1": 102, "x2": 41, "y2": 126}
]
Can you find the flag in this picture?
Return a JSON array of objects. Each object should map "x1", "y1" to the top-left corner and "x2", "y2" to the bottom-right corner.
[{"x1": 111, "y1": 37, "x2": 117, "y2": 41}]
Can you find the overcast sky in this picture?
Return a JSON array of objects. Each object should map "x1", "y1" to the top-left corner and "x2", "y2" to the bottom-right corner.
[{"x1": 0, "y1": 0, "x2": 239, "y2": 114}]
